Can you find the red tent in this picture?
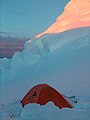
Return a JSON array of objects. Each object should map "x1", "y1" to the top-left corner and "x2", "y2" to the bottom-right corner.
[{"x1": 21, "y1": 84, "x2": 73, "y2": 109}]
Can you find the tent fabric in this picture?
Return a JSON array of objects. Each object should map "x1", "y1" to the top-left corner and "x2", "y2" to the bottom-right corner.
[{"x1": 21, "y1": 84, "x2": 73, "y2": 109}]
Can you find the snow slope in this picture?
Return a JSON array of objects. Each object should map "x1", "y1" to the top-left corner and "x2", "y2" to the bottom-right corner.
[{"x1": 0, "y1": 27, "x2": 90, "y2": 120}]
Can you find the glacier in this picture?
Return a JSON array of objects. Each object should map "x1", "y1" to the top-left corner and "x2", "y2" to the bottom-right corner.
[{"x1": 0, "y1": 27, "x2": 90, "y2": 120}]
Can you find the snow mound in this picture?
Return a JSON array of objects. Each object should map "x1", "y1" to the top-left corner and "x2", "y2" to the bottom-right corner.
[
  {"x1": 0, "y1": 27, "x2": 90, "y2": 120},
  {"x1": 0, "y1": 27, "x2": 90, "y2": 84}
]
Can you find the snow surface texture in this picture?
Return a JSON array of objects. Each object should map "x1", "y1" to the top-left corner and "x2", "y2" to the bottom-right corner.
[
  {"x1": 0, "y1": 101, "x2": 23, "y2": 119},
  {"x1": 0, "y1": 27, "x2": 90, "y2": 119}
]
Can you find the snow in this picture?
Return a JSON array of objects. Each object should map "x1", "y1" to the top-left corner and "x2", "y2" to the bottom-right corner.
[
  {"x1": 0, "y1": 27, "x2": 90, "y2": 119},
  {"x1": 0, "y1": 101, "x2": 23, "y2": 119}
]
